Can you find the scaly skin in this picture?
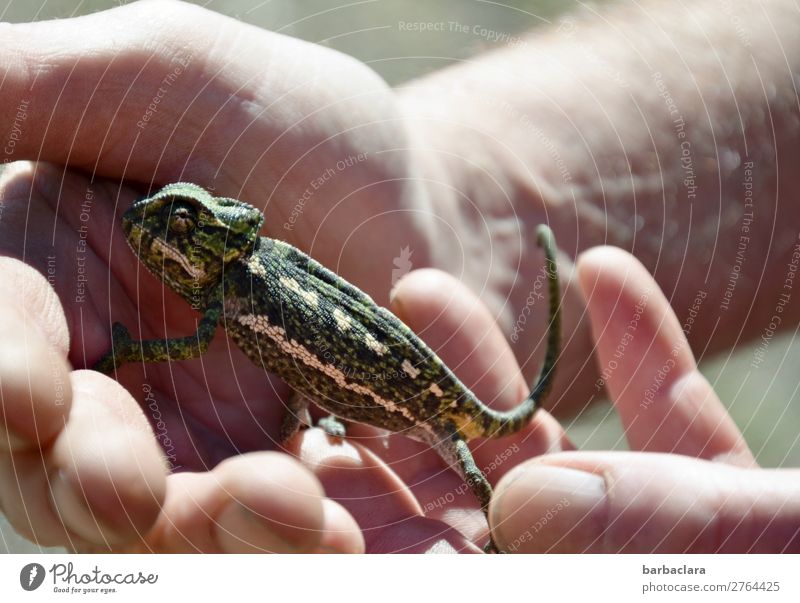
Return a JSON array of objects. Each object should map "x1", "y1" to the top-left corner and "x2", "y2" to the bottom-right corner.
[{"x1": 95, "y1": 182, "x2": 561, "y2": 552}]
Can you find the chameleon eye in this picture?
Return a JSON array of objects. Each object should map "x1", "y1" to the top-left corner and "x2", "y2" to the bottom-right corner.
[{"x1": 166, "y1": 203, "x2": 197, "y2": 235}]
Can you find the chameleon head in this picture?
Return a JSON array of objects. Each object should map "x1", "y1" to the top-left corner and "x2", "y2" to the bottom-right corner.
[{"x1": 122, "y1": 183, "x2": 264, "y2": 300}]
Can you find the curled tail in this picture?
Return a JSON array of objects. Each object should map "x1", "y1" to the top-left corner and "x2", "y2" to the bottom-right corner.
[{"x1": 481, "y1": 224, "x2": 561, "y2": 437}]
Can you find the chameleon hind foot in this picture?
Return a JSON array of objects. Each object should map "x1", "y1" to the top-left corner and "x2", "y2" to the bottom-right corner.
[{"x1": 281, "y1": 394, "x2": 346, "y2": 441}]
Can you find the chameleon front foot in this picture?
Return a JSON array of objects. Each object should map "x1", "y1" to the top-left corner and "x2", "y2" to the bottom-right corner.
[
  {"x1": 93, "y1": 323, "x2": 136, "y2": 373},
  {"x1": 280, "y1": 393, "x2": 313, "y2": 443}
]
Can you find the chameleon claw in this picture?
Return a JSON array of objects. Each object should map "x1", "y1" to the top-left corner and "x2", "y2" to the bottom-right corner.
[
  {"x1": 110, "y1": 322, "x2": 134, "y2": 344},
  {"x1": 483, "y1": 539, "x2": 501, "y2": 554}
]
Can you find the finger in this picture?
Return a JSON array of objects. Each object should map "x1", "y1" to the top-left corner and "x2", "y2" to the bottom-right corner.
[
  {"x1": 1, "y1": 370, "x2": 166, "y2": 549},
  {"x1": 390, "y1": 268, "x2": 572, "y2": 471},
  {"x1": 0, "y1": 257, "x2": 70, "y2": 360},
  {"x1": 344, "y1": 423, "x2": 491, "y2": 547},
  {"x1": 490, "y1": 452, "x2": 800, "y2": 553},
  {"x1": 292, "y1": 429, "x2": 476, "y2": 553},
  {"x1": 577, "y1": 247, "x2": 753, "y2": 465},
  {"x1": 136, "y1": 451, "x2": 359, "y2": 553},
  {"x1": 0, "y1": 261, "x2": 71, "y2": 450}
]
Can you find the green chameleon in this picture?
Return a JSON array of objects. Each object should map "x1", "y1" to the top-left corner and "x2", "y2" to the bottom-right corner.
[{"x1": 95, "y1": 182, "x2": 561, "y2": 552}]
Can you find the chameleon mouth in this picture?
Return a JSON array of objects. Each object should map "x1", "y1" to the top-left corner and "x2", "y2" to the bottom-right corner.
[{"x1": 150, "y1": 237, "x2": 207, "y2": 281}]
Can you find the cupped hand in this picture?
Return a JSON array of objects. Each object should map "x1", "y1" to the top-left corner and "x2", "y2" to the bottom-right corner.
[
  {"x1": 0, "y1": 0, "x2": 557, "y2": 552},
  {"x1": 0, "y1": 159, "x2": 567, "y2": 552},
  {"x1": 3, "y1": 0, "x2": 791, "y2": 555},
  {"x1": 489, "y1": 247, "x2": 800, "y2": 553},
  {"x1": 0, "y1": 0, "x2": 434, "y2": 553}
]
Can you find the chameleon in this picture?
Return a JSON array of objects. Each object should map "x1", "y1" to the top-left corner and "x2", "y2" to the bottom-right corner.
[{"x1": 94, "y1": 182, "x2": 561, "y2": 552}]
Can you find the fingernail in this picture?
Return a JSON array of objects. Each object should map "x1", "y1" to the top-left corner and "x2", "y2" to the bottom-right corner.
[{"x1": 491, "y1": 464, "x2": 607, "y2": 553}]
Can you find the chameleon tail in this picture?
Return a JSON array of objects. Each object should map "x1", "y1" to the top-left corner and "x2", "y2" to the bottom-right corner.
[{"x1": 480, "y1": 224, "x2": 561, "y2": 437}]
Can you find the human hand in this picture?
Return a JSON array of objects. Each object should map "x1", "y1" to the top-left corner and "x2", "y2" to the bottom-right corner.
[
  {"x1": 488, "y1": 246, "x2": 800, "y2": 553},
  {"x1": 0, "y1": 0, "x2": 435, "y2": 553}
]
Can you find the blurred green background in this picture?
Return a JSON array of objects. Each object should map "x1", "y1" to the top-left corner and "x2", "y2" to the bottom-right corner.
[{"x1": 2, "y1": 0, "x2": 798, "y2": 553}]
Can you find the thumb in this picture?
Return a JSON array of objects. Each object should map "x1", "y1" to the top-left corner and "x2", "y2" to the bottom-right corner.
[{"x1": 489, "y1": 452, "x2": 800, "y2": 553}]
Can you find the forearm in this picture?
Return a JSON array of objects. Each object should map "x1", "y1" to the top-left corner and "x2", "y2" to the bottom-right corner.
[{"x1": 400, "y1": 0, "x2": 800, "y2": 403}]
